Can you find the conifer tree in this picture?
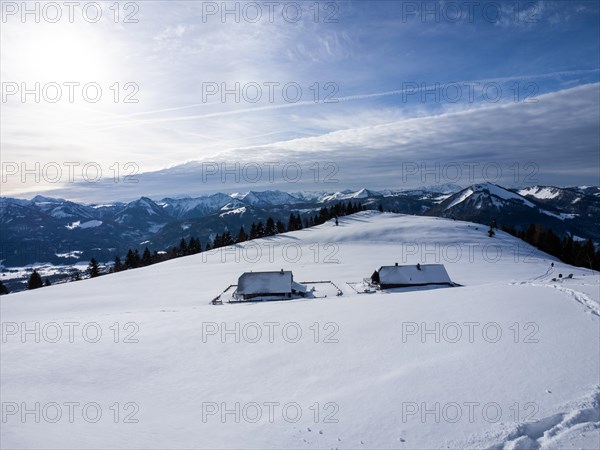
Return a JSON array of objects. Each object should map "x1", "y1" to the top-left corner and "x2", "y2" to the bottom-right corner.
[
  {"x1": 525, "y1": 224, "x2": 537, "y2": 245},
  {"x1": 287, "y1": 213, "x2": 296, "y2": 231},
  {"x1": 320, "y1": 207, "x2": 330, "y2": 223},
  {"x1": 562, "y1": 235, "x2": 575, "y2": 263},
  {"x1": 142, "y1": 247, "x2": 153, "y2": 266},
  {"x1": 256, "y1": 221, "x2": 265, "y2": 237},
  {"x1": 222, "y1": 231, "x2": 234, "y2": 246},
  {"x1": 88, "y1": 258, "x2": 100, "y2": 278},
  {"x1": 188, "y1": 237, "x2": 201, "y2": 254},
  {"x1": 125, "y1": 249, "x2": 136, "y2": 269},
  {"x1": 249, "y1": 222, "x2": 258, "y2": 239},
  {"x1": 276, "y1": 220, "x2": 286, "y2": 234},
  {"x1": 333, "y1": 203, "x2": 341, "y2": 217},
  {"x1": 265, "y1": 217, "x2": 276, "y2": 236},
  {"x1": 178, "y1": 238, "x2": 188, "y2": 256},
  {"x1": 114, "y1": 255, "x2": 123, "y2": 272},
  {"x1": 581, "y1": 239, "x2": 596, "y2": 270},
  {"x1": 237, "y1": 226, "x2": 248, "y2": 243},
  {"x1": 27, "y1": 270, "x2": 43, "y2": 289},
  {"x1": 0, "y1": 280, "x2": 9, "y2": 295}
]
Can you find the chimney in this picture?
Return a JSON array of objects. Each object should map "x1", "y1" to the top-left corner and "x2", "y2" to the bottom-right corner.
[
  {"x1": 280, "y1": 269, "x2": 284, "y2": 274},
  {"x1": 395, "y1": 262, "x2": 398, "y2": 266}
]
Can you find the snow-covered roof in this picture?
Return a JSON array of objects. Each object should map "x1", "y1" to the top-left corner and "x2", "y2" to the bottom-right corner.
[
  {"x1": 237, "y1": 271, "x2": 293, "y2": 295},
  {"x1": 377, "y1": 264, "x2": 452, "y2": 286}
]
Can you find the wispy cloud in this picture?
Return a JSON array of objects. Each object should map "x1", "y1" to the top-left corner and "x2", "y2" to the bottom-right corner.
[{"x1": 31, "y1": 83, "x2": 600, "y2": 202}]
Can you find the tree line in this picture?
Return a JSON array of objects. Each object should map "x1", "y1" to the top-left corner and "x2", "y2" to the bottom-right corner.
[
  {"x1": 502, "y1": 223, "x2": 600, "y2": 270},
  {"x1": 103, "y1": 201, "x2": 365, "y2": 276}
]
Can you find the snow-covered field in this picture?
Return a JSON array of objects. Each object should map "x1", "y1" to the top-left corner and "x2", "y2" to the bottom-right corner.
[
  {"x1": 1, "y1": 212, "x2": 599, "y2": 449},
  {"x1": 0, "y1": 262, "x2": 91, "y2": 293}
]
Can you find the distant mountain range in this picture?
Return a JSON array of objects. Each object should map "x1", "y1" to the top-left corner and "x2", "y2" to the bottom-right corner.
[{"x1": 1, "y1": 183, "x2": 598, "y2": 266}]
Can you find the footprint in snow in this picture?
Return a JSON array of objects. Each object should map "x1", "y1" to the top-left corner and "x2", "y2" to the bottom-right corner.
[
  {"x1": 319, "y1": 430, "x2": 323, "y2": 435},
  {"x1": 546, "y1": 389, "x2": 552, "y2": 393}
]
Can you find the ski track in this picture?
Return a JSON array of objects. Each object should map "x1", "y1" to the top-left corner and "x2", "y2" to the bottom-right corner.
[
  {"x1": 524, "y1": 282, "x2": 600, "y2": 317},
  {"x1": 486, "y1": 386, "x2": 600, "y2": 450},
  {"x1": 511, "y1": 267, "x2": 600, "y2": 317},
  {"x1": 531, "y1": 266, "x2": 555, "y2": 282},
  {"x1": 545, "y1": 284, "x2": 600, "y2": 317}
]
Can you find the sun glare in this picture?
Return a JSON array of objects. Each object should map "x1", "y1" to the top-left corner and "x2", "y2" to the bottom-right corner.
[{"x1": 12, "y1": 24, "x2": 113, "y2": 83}]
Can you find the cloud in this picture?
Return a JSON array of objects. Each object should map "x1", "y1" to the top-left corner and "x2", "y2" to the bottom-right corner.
[
  {"x1": 154, "y1": 24, "x2": 187, "y2": 41},
  {"x1": 27, "y1": 83, "x2": 599, "y2": 202}
]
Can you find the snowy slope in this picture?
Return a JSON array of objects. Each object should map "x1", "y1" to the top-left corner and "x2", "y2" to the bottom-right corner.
[
  {"x1": 160, "y1": 193, "x2": 235, "y2": 219},
  {"x1": 1, "y1": 212, "x2": 598, "y2": 449},
  {"x1": 518, "y1": 186, "x2": 562, "y2": 200},
  {"x1": 444, "y1": 183, "x2": 536, "y2": 210},
  {"x1": 113, "y1": 197, "x2": 171, "y2": 227},
  {"x1": 320, "y1": 188, "x2": 377, "y2": 203}
]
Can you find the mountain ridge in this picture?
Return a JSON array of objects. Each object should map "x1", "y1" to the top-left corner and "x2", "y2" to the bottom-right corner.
[{"x1": 1, "y1": 183, "x2": 598, "y2": 266}]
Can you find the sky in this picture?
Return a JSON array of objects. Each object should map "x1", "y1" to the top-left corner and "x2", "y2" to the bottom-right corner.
[{"x1": 1, "y1": 0, "x2": 599, "y2": 201}]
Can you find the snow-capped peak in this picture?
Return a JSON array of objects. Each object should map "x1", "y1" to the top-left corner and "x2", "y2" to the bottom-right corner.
[
  {"x1": 445, "y1": 183, "x2": 535, "y2": 210},
  {"x1": 320, "y1": 188, "x2": 378, "y2": 203},
  {"x1": 518, "y1": 186, "x2": 562, "y2": 200},
  {"x1": 29, "y1": 195, "x2": 65, "y2": 204},
  {"x1": 229, "y1": 190, "x2": 304, "y2": 206}
]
